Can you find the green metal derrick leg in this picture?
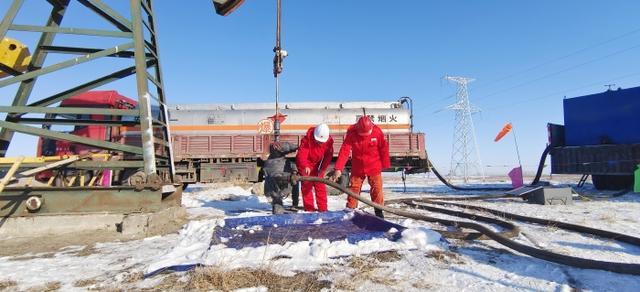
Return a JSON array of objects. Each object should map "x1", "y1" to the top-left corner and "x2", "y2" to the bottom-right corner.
[{"x1": 0, "y1": 0, "x2": 177, "y2": 216}]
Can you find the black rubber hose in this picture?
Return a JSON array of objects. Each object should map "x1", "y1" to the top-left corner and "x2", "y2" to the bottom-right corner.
[
  {"x1": 386, "y1": 195, "x2": 515, "y2": 203},
  {"x1": 293, "y1": 175, "x2": 640, "y2": 276},
  {"x1": 428, "y1": 144, "x2": 551, "y2": 191},
  {"x1": 530, "y1": 144, "x2": 551, "y2": 186},
  {"x1": 402, "y1": 202, "x2": 520, "y2": 240},
  {"x1": 412, "y1": 199, "x2": 640, "y2": 246},
  {"x1": 428, "y1": 160, "x2": 513, "y2": 191}
]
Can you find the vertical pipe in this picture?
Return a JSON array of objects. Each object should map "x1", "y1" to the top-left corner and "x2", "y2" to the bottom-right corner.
[
  {"x1": 145, "y1": 0, "x2": 176, "y2": 179},
  {"x1": 511, "y1": 126, "x2": 522, "y2": 167},
  {"x1": 273, "y1": 0, "x2": 282, "y2": 141},
  {"x1": 130, "y1": 0, "x2": 156, "y2": 176}
]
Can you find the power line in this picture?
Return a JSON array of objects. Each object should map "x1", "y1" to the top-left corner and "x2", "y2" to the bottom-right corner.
[
  {"x1": 421, "y1": 27, "x2": 640, "y2": 112},
  {"x1": 473, "y1": 26, "x2": 640, "y2": 91},
  {"x1": 482, "y1": 71, "x2": 640, "y2": 112},
  {"x1": 419, "y1": 72, "x2": 640, "y2": 130},
  {"x1": 475, "y1": 43, "x2": 640, "y2": 102}
]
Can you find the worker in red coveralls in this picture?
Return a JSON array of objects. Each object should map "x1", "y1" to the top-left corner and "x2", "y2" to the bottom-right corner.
[
  {"x1": 331, "y1": 116, "x2": 390, "y2": 218},
  {"x1": 296, "y1": 123, "x2": 334, "y2": 212}
]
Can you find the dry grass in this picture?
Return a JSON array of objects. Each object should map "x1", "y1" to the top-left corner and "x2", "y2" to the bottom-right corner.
[
  {"x1": 335, "y1": 255, "x2": 400, "y2": 289},
  {"x1": 141, "y1": 267, "x2": 330, "y2": 292},
  {"x1": 123, "y1": 271, "x2": 144, "y2": 283},
  {"x1": 70, "y1": 245, "x2": 98, "y2": 257},
  {"x1": 412, "y1": 279, "x2": 435, "y2": 290},
  {"x1": 125, "y1": 252, "x2": 403, "y2": 291},
  {"x1": 8, "y1": 253, "x2": 56, "y2": 261},
  {"x1": 6, "y1": 245, "x2": 97, "y2": 262},
  {"x1": 26, "y1": 281, "x2": 61, "y2": 292},
  {"x1": 188, "y1": 267, "x2": 330, "y2": 291},
  {"x1": 426, "y1": 250, "x2": 465, "y2": 265},
  {"x1": 370, "y1": 250, "x2": 402, "y2": 263},
  {"x1": 0, "y1": 280, "x2": 17, "y2": 291},
  {"x1": 73, "y1": 278, "x2": 100, "y2": 288},
  {"x1": 348, "y1": 256, "x2": 379, "y2": 273}
]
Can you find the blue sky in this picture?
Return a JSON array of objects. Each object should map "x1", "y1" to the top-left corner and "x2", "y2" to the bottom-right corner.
[{"x1": 2, "y1": 1, "x2": 640, "y2": 175}]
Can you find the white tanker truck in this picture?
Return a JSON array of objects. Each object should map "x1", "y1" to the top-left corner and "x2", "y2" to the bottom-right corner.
[{"x1": 169, "y1": 97, "x2": 429, "y2": 186}]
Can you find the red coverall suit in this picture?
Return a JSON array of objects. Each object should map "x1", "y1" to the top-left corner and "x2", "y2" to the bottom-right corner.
[
  {"x1": 334, "y1": 122, "x2": 390, "y2": 213},
  {"x1": 296, "y1": 127, "x2": 334, "y2": 212}
]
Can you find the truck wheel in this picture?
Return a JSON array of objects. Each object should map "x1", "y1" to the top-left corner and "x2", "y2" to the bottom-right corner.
[
  {"x1": 612, "y1": 175, "x2": 634, "y2": 190},
  {"x1": 592, "y1": 175, "x2": 608, "y2": 190},
  {"x1": 592, "y1": 175, "x2": 634, "y2": 190}
]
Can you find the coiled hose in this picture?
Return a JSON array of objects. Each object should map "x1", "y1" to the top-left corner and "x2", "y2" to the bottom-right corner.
[
  {"x1": 405, "y1": 198, "x2": 640, "y2": 247},
  {"x1": 292, "y1": 175, "x2": 640, "y2": 276}
]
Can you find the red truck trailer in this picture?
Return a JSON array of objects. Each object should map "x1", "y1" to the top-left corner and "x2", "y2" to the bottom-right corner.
[
  {"x1": 36, "y1": 90, "x2": 165, "y2": 186},
  {"x1": 169, "y1": 99, "x2": 430, "y2": 185}
]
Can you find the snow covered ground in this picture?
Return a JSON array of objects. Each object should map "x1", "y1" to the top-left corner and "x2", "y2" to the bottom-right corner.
[{"x1": 0, "y1": 173, "x2": 639, "y2": 291}]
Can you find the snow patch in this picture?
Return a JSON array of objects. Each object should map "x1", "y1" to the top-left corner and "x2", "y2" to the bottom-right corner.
[
  {"x1": 182, "y1": 185, "x2": 271, "y2": 217},
  {"x1": 234, "y1": 287, "x2": 268, "y2": 292},
  {"x1": 183, "y1": 186, "x2": 253, "y2": 208},
  {"x1": 399, "y1": 227, "x2": 442, "y2": 250},
  {"x1": 202, "y1": 235, "x2": 441, "y2": 273},
  {"x1": 145, "y1": 219, "x2": 223, "y2": 274}
]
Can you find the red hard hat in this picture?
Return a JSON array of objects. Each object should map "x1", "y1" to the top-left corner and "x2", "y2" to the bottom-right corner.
[{"x1": 356, "y1": 116, "x2": 373, "y2": 135}]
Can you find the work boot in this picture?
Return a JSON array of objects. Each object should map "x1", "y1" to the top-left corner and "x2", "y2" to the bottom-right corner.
[
  {"x1": 272, "y1": 195, "x2": 285, "y2": 215},
  {"x1": 291, "y1": 182, "x2": 300, "y2": 208},
  {"x1": 374, "y1": 208, "x2": 384, "y2": 219},
  {"x1": 272, "y1": 203, "x2": 285, "y2": 215}
]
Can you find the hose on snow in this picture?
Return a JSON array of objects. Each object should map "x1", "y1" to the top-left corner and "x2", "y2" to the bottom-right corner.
[{"x1": 292, "y1": 175, "x2": 640, "y2": 276}]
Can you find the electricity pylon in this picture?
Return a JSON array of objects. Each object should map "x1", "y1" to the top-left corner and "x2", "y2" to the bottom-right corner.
[{"x1": 445, "y1": 76, "x2": 484, "y2": 182}]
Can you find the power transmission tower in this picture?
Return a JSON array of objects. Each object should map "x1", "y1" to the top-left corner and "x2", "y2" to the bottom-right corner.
[{"x1": 444, "y1": 76, "x2": 484, "y2": 182}]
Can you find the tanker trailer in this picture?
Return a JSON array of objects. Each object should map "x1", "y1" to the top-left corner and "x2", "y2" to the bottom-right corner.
[{"x1": 169, "y1": 98, "x2": 429, "y2": 187}]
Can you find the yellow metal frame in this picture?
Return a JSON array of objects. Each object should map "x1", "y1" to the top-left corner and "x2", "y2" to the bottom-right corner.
[
  {"x1": 0, "y1": 153, "x2": 112, "y2": 189},
  {"x1": 0, "y1": 156, "x2": 24, "y2": 192},
  {"x1": 0, "y1": 153, "x2": 111, "y2": 165}
]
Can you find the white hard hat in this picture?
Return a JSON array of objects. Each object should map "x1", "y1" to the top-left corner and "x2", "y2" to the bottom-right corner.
[{"x1": 313, "y1": 123, "x2": 330, "y2": 143}]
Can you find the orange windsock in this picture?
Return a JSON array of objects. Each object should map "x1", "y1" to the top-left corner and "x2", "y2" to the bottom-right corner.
[{"x1": 494, "y1": 123, "x2": 513, "y2": 142}]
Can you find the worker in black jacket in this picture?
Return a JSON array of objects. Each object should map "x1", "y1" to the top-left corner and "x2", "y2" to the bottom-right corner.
[{"x1": 263, "y1": 141, "x2": 298, "y2": 214}]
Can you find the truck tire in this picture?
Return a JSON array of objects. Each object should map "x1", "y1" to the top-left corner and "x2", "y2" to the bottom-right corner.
[
  {"x1": 592, "y1": 175, "x2": 634, "y2": 190},
  {"x1": 591, "y1": 175, "x2": 608, "y2": 190}
]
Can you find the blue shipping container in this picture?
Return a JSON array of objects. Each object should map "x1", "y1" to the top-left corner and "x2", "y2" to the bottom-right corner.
[{"x1": 564, "y1": 86, "x2": 640, "y2": 146}]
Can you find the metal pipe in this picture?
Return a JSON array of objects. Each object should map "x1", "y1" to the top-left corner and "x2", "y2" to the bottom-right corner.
[
  {"x1": 130, "y1": 0, "x2": 156, "y2": 176},
  {"x1": 399, "y1": 96, "x2": 413, "y2": 132},
  {"x1": 273, "y1": 0, "x2": 282, "y2": 141}
]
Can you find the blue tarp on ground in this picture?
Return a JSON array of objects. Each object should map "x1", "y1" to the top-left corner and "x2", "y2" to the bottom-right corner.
[
  {"x1": 213, "y1": 210, "x2": 406, "y2": 248},
  {"x1": 145, "y1": 210, "x2": 406, "y2": 277}
]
